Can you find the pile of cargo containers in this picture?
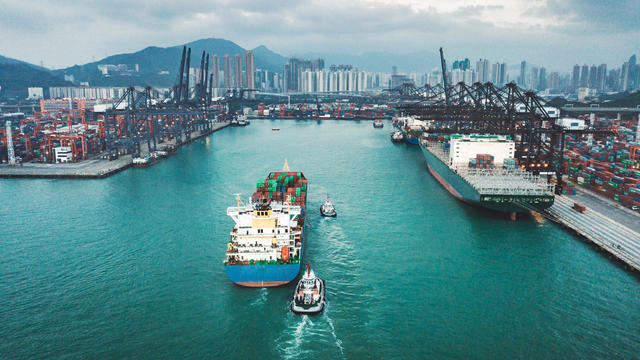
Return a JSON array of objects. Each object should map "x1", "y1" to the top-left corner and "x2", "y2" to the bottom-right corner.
[
  {"x1": 562, "y1": 133, "x2": 640, "y2": 210},
  {"x1": 0, "y1": 118, "x2": 106, "y2": 163},
  {"x1": 253, "y1": 172, "x2": 308, "y2": 207},
  {"x1": 469, "y1": 154, "x2": 495, "y2": 169}
]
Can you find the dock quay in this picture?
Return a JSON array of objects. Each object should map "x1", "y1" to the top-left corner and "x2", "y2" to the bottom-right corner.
[
  {"x1": 0, "y1": 121, "x2": 229, "y2": 179},
  {"x1": 543, "y1": 195, "x2": 640, "y2": 274}
]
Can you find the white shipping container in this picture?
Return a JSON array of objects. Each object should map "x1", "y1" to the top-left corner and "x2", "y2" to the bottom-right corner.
[{"x1": 556, "y1": 118, "x2": 586, "y2": 130}]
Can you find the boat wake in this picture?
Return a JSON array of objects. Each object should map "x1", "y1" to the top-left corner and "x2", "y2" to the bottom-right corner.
[
  {"x1": 276, "y1": 304, "x2": 346, "y2": 359},
  {"x1": 276, "y1": 315, "x2": 313, "y2": 360},
  {"x1": 322, "y1": 303, "x2": 345, "y2": 358},
  {"x1": 250, "y1": 288, "x2": 268, "y2": 307}
]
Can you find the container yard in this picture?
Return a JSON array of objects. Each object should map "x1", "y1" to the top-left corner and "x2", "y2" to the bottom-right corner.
[
  {"x1": 558, "y1": 118, "x2": 640, "y2": 212},
  {"x1": 0, "y1": 122, "x2": 228, "y2": 178}
]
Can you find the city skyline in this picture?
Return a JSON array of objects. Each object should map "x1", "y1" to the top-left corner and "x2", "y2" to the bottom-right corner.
[{"x1": 0, "y1": 0, "x2": 638, "y2": 70}]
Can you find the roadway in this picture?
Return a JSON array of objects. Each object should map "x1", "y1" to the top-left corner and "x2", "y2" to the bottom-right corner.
[
  {"x1": 568, "y1": 187, "x2": 640, "y2": 233},
  {"x1": 545, "y1": 195, "x2": 640, "y2": 272}
]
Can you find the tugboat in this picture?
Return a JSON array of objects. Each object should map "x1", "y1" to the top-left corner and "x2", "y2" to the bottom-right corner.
[
  {"x1": 320, "y1": 196, "x2": 337, "y2": 217},
  {"x1": 291, "y1": 262, "x2": 325, "y2": 315},
  {"x1": 373, "y1": 119, "x2": 384, "y2": 128},
  {"x1": 237, "y1": 115, "x2": 250, "y2": 126},
  {"x1": 390, "y1": 130, "x2": 404, "y2": 143},
  {"x1": 230, "y1": 114, "x2": 250, "y2": 127}
]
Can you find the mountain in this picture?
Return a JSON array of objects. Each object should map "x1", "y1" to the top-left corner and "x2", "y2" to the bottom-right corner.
[
  {"x1": 0, "y1": 63, "x2": 71, "y2": 100},
  {"x1": 292, "y1": 50, "x2": 441, "y2": 73},
  {"x1": 52, "y1": 38, "x2": 288, "y2": 88},
  {"x1": 0, "y1": 54, "x2": 46, "y2": 71},
  {"x1": 252, "y1": 45, "x2": 288, "y2": 72}
]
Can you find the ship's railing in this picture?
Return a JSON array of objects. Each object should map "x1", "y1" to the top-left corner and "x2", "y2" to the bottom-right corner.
[
  {"x1": 456, "y1": 168, "x2": 555, "y2": 196},
  {"x1": 421, "y1": 140, "x2": 450, "y2": 163}
]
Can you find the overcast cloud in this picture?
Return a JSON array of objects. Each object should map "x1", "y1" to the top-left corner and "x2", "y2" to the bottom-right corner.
[{"x1": 0, "y1": 0, "x2": 638, "y2": 71}]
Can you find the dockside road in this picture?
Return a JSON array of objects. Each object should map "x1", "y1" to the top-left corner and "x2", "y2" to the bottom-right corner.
[
  {"x1": 544, "y1": 195, "x2": 640, "y2": 273},
  {"x1": 0, "y1": 121, "x2": 229, "y2": 179}
]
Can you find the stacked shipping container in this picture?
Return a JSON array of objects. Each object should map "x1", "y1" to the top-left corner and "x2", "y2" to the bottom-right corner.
[
  {"x1": 253, "y1": 172, "x2": 308, "y2": 207},
  {"x1": 562, "y1": 134, "x2": 640, "y2": 210}
]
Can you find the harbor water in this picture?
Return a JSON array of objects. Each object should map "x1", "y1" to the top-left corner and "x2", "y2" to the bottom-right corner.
[{"x1": 1, "y1": 120, "x2": 639, "y2": 359}]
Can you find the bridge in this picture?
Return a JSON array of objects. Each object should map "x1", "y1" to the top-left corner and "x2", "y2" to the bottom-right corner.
[{"x1": 561, "y1": 106, "x2": 640, "y2": 116}]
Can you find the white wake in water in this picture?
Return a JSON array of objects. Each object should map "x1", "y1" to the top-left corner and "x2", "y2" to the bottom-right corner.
[
  {"x1": 250, "y1": 288, "x2": 268, "y2": 307},
  {"x1": 277, "y1": 315, "x2": 313, "y2": 360},
  {"x1": 276, "y1": 304, "x2": 346, "y2": 360},
  {"x1": 323, "y1": 303, "x2": 346, "y2": 359}
]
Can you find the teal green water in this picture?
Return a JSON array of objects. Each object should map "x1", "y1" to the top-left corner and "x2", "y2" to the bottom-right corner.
[{"x1": 1, "y1": 120, "x2": 639, "y2": 359}]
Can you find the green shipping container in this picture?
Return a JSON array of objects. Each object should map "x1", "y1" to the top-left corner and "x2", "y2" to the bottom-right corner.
[
  {"x1": 296, "y1": 188, "x2": 301, "y2": 196},
  {"x1": 607, "y1": 181, "x2": 618, "y2": 188},
  {"x1": 291, "y1": 196, "x2": 296, "y2": 201}
]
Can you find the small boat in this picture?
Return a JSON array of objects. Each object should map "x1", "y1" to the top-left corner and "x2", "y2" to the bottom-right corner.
[
  {"x1": 320, "y1": 196, "x2": 337, "y2": 217},
  {"x1": 291, "y1": 262, "x2": 325, "y2": 315},
  {"x1": 373, "y1": 120, "x2": 384, "y2": 128},
  {"x1": 231, "y1": 115, "x2": 250, "y2": 127},
  {"x1": 132, "y1": 154, "x2": 159, "y2": 168},
  {"x1": 272, "y1": 128, "x2": 280, "y2": 131},
  {"x1": 390, "y1": 130, "x2": 404, "y2": 143}
]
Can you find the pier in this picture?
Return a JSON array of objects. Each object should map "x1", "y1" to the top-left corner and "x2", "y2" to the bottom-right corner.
[
  {"x1": 0, "y1": 121, "x2": 228, "y2": 179},
  {"x1": 544, "y1": 195, "x2": 640, "y2": 273}
]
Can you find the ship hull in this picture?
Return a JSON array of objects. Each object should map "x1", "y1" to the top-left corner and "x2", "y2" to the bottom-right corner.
[
  {"x1": 421, "y1": 143, "x2": 554, "y2": 213},
  {"x1": 400, "y1": 128, "x2": 419, "y2": 144},
  {"x1": 225, "y1": 263, "x2": 301, "y2": 287}
]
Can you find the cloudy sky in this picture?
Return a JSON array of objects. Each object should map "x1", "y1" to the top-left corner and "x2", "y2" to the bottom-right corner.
[{"x1": 0, "y1": 0, "x2": 638, "y2": 71}]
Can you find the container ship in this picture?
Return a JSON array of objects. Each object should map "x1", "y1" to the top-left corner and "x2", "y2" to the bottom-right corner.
[
  {"x1": 224, "y1": 163, "x2": 308, "y2": 287},
  {"x1": 419, "y1": 134, "x2": 555, "y2": 219},
  {"x1": 393, "y1": 115, "x2": 428, "y2": 145}
]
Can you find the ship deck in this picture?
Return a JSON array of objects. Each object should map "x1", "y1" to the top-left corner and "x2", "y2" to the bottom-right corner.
[{"x1": 423, "y1": 140, "x2": 555, "y2": 197}]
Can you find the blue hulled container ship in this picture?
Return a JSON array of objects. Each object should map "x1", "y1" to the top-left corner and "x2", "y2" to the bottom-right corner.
[{"x1": 224, "y1": 162, "x2": 308, "y2": 287}]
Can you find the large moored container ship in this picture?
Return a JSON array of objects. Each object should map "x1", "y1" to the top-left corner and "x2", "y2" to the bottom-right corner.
[
  {"x1": 393, "y1": 115, "x2": 428, "y2": 145},
  {"x1": 224, "y1": 162, "x2": 308, "y2": 287},
  {"x1": 419, "y1": 134, "x2": 555, "y2": 219}
]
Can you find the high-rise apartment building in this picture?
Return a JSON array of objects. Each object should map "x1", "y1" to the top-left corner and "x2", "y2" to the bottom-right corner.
[
  {"x1": 233, "y1": 54, "x2": 242, "y2": 88},
  {"x1": 571, "y1": 65, "x2": 580, "y2": 89},
  {"x1": 580, "y1": 64, "x2": 589, "y2": 87},
  {"x1": 223, "y1": 55, "x2": 231, "y2": 88},
  {"x1": 282, "y1": 57, "x2": 325, "y2": 92},
  {"x1": 476, "y1": 59, "x2": 490, "y2": 83},
  {"x1": 538, "y1": 67, "x2": 546, "y2": 90},
  {"x1": 211, "y1": 54, "x2": 220, "y2": 88},
  {"x1": 244, "y1": 51, "x2": 254, "y2": 89},
  {"x1": 596, "y1": 64, "x2": 606, "y2": 90}
]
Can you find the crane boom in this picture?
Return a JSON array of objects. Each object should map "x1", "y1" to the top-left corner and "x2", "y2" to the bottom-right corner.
[
  {"x1": 439, "y1": 47, "x2": 451, "y2": 105},
  {"x1": 176, "y1": 46, "x2": 186, "y2": 104}
]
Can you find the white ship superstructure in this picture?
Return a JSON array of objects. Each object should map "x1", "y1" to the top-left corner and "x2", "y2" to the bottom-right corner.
[{"x1": 225, "y1": 199, "x2": 303, "y2": 265}]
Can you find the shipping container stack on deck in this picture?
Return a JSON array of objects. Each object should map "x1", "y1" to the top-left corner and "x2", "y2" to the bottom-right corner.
[
  {"x1": 468, "y1": 154, "x2": 495, "y2": 169},
  {"x1": 560, "y1": 130, "x2": 640, "y2": 210},
  {"x1": 253, "y1": 172, "x2": 308, "y2": 208}
]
